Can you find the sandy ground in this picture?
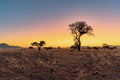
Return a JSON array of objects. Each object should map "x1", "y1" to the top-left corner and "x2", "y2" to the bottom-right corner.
[{"x1": 0, "y1": 48, "x2": 120, "y2": 80}]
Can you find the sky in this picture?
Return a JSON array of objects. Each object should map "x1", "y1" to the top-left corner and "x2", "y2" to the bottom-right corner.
[{"x1": 0, "y1": 0, "x2": 120, "y2": 47}]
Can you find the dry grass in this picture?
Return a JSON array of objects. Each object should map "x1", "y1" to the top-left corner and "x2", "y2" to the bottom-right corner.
[{"x1": 0, "y1": 48, "x2": 120, "y2": 80}]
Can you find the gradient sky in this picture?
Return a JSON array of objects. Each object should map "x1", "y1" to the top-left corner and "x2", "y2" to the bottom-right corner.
[{"x1": 0, "y1": 0, "x2": 120, "y2": 47}]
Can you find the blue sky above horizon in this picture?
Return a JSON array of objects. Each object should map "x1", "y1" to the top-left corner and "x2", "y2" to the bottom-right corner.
[{"x1": 0, "y1": 0, "x2": 120, "y2": 47}]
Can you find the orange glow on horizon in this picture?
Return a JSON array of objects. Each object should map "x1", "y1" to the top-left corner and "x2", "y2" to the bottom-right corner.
[{"x1": 1, "y1": 16, "x2": 120, "y2": 47}]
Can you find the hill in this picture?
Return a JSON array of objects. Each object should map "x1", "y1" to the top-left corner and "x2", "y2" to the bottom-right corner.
[{"x1": 0, "y1": 43, "x2": 21, "y2": 48}]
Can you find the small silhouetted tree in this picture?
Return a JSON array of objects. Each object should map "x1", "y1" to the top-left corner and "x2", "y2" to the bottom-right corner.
[
  {"x1": 31, "y1": 41, "x2": 46, "y2": 51},
  {"x1": 69, "y1": 21, "x2": 94, "y2": 51},
  {"x1": 39, "y1": 41, "x2": 46, "y2": 50},
  {"x1": 102, "y1": 43, "x2": 109, "y2": 49},
  {"x1": 31, "y1": 42, "x2": 40, "y2": 51}
]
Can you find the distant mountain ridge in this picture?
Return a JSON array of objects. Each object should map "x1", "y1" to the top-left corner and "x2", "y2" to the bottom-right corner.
[{"x1": 0, "y1": 43, "x2": 21, "y2": 48}]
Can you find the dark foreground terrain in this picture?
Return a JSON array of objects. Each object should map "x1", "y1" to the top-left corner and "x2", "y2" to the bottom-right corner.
[{"x1": 0, "y1": 48, "x2": 120, "y2": 80}]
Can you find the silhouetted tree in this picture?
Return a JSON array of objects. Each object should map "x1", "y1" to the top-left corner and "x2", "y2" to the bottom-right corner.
[
  {"x1": 57, "y1": 46, "x2": 60, "y2": 49},
  {"x1": 102, "y1": 43, "x2": 109, "y2": 50},
  {"x1": 39, "y1": 41, "x2": 46, "y2": 47},
  {"x1": 31, "y1": 42, "x2": 40, "y2": 51},
  {"x1": 31, "y1": 41, "x2": 46, "y2": 51},
  {"x1": 39, "y1": 41, "x2": 46, "y2": 51},
  {"x1": 29, "y1": 46, "x2": 34, "y2": 49},
  {"x1": 69, "y1": 21, "x2": 94, "y2": 51}
]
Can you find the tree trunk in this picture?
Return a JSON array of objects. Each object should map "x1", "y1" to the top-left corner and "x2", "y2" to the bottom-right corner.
[
  {"x1": 78, "y1": 37, "x2": 81, "y2": 51},
  {"x1": 38, "y1": 46, "x2": 41, "y2": 51}
]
